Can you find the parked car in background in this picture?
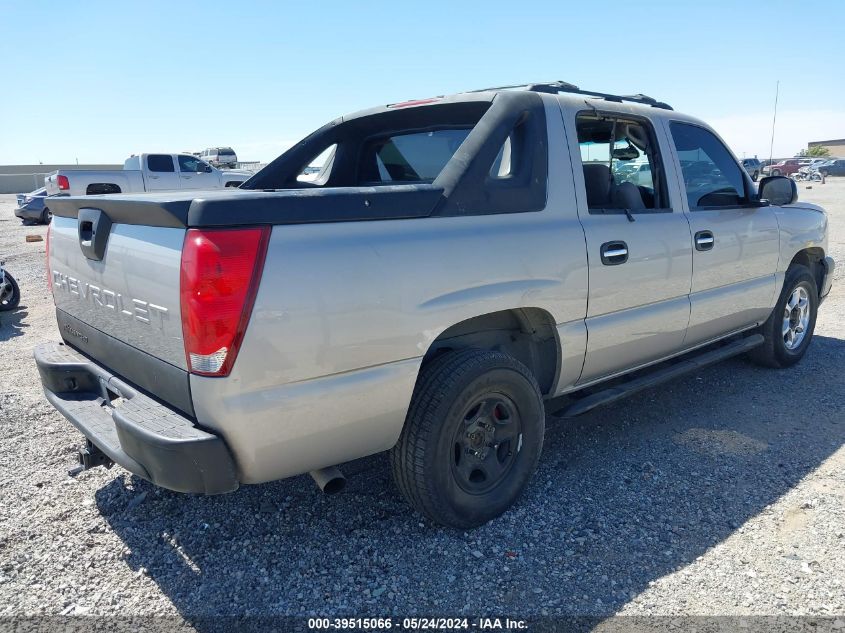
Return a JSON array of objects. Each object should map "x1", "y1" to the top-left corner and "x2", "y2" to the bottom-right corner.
[
  {"x1": 762, "y1": 159, "x2": 804, "y2": 177},
  {"x1": 14, "y1": 187, "x2": 52, "y2": 224},
  {"x1": 818, "y1": 159, "x2": 845, "y2": 177},
  {"x1": 741, "y1": 158, "x2": 761, "y2": 181},
  {"x1": 624, "y1": 161, "x2": 653, "y2": 188},
  {"x1": 200, "y1": 147, "x2": 238, "y2": 168},
  {"x1": 44, "y1": 153, "x2": 249, "y2": 197}
]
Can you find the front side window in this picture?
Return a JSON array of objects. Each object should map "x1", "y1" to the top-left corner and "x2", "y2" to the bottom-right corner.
[
  {"x1": 147, "y1": 154, "x2": 174, "y2": 173},
  {"x1": 359, "y1": 128, "x2": 471, "y2": 184},
  {"x1": 670, "y1": 122, "x2": 747, "y2": 209},
  {"x1": 576, "y1": 113, "x2": 666, "y2": 211},
  {"x1": 178, "y1": 155, "x2": 208, "y2": 172}
]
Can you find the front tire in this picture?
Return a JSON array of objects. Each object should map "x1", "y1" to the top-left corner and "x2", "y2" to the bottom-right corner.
[
  {"x1": 390, "y1": 349, "x2": 545, "y2": 528},
  {"x1": 41, "y1": 208, "x2": 52, "y2": 224},
  {"x1": 772, "y1": 169, "x2": 782, "y2": 176},
  {"x1": 747, "y1": 265, "x2": 818, "y2": 368}
]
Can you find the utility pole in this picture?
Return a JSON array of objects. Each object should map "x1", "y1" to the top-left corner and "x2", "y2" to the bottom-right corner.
[{"x1": 768, "y1": 81, "x2": 779, "y2": 165}]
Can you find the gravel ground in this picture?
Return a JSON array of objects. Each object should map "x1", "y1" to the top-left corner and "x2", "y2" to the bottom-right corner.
[{"x1": 1, "y1": 182, "x2": 844, "y2": 627}]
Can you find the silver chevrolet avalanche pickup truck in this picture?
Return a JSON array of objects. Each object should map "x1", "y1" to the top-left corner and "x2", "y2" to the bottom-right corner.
[{"x1": 36, "y1": 81, "x2": 835, "y2": 528}]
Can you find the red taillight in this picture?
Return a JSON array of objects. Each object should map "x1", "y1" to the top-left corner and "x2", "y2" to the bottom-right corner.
[
  {"x1": 57, "y1": 175, "x2": 69, "y2": 190},
  {"x1": 179, "y1": 227, "x2": 270, "y2": 376},
  {"x1": 46, "y1": 222, "x2": 53, "y2": 293}
]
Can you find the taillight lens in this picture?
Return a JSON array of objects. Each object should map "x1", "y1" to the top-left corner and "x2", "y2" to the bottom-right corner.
[
  {"x1": 179, "y1": 227, "x2": 270, "y2": 376},
  {"x1": 57, "y1": 175, "x2": 69, "y2": 190},
  {"x1": 46, "y1": 222, "x2": 53, "y2": 293}
]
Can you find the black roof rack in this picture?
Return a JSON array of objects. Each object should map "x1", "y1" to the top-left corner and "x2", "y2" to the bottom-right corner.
[{"x1": 468, "y1": 80, "x2": 673, "y2": 111}]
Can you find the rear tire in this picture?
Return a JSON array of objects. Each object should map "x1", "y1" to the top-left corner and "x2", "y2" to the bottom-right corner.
[
  {"x1": 390, "y1": 349, "x2": 545, "y2": 529},
  {"x1": 41, "y1": 208, "x2": 52, "y2": 224},
  {"x1": 747, "y1": 265, "x2": 818, "y2": 368}
]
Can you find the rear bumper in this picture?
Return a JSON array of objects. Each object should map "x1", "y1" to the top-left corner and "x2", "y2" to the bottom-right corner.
[
  {"x1": 820, "y1": 256, "x2": 835, "y2": 303},
  {"x1": 34, "y1": 341, "x2": 238, "y2": 495},
  {"x1": 14, "y1": 206, "x2": 42, "y2": 220}
]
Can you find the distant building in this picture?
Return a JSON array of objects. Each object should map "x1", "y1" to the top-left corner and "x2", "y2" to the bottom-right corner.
[{"x1": 808, "y1": 139, "x2": 845, "y2": 157}]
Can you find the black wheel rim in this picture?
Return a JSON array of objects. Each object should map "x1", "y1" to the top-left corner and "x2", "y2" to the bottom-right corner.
[{"x1": 451, "y1": 394, "x2": 522, "y2": 495}]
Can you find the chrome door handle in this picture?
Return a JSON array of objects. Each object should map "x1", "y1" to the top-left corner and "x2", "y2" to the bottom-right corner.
[
  {"x1": 149, "y1": 175, "x2": 159, "y2": 179},
  {"x1": 181, "y1": 176, "x2": 191, "y2": 179},
  {"x1": 695, "y1": 231, "x2": 715, "y2": 251},
  {"x1": 600, "y1": 241, "x2": 629, "y2": 265}
]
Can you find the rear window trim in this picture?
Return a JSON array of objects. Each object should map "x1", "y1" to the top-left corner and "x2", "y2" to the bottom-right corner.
[{"x1": 235, "y1": 91, "x2": 548, "y2": 219}]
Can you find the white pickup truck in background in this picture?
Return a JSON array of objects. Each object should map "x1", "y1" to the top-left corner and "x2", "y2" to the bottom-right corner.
[{"x1": 44, "y1": 153, "x2": 250, "y2": 197}]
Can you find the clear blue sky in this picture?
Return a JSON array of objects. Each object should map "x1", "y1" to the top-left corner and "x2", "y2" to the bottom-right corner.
[{"x1": 2, "y1": 0, "x2": 843, "y2": 165}]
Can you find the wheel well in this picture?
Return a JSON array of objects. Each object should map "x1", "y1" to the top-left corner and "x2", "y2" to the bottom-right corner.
[
  {"x1": 790, "y1": 248, "x2": 825, "y2": 296},
  {"x1": 422, "y1": 308, "x2": 560, "y2": 396},
  {"x1": 86, "y1": 183, "x2": 121, "y2": 195}
]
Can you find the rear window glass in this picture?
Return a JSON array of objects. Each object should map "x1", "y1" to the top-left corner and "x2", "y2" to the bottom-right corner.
[
  {"x1": 147, "y1": 154, "x2": 175, "y2": 172},
  {"x1": 359, "y1": 129, "x2": 470, "y2": 184}
]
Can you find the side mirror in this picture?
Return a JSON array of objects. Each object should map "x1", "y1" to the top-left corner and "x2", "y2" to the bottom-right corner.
[
  {"x1": 203, "y1": 165, "x2": 212, "y2": 173},
  {"x1": 758, "y1": 175, "x2": 797, "y2": 206}
]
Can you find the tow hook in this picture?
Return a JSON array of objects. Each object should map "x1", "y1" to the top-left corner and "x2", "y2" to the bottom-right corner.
[{"x1": 68, "y1": 440, "x2": 114, "y2": 476}]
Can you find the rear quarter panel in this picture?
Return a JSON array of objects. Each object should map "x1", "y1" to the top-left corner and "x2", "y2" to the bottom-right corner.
[{"x1": 192, "y1": 211, "x2": 588, "y2": 482}]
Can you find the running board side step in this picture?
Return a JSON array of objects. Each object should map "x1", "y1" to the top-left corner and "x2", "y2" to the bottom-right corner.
[{"x1": 556, "y1": 334, "x2": 764, "y2": 418}]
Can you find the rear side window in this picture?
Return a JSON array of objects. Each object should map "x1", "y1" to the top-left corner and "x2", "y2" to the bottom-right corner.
[
  {"x1": 147, "y1": 154, "x2": 175, "y2": 173},
  {"x1": 670, "y1": 122, "x2": 747, "y2": 209},
  {"x1": 576, "y1": 113, "x2": 668, "y2": 212},
  {"x1": 359, "y1": 129, "x2": 471, "y2": 184},
  {"x1": 296, "y1": 144, "x2": 336, "y2": 183}
]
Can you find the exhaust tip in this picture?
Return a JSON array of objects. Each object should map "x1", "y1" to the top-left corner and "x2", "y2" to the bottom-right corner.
[
  {"x1": 309, "y1": 466, "x2": 346, "y2": 495},
  {"x1": 322, "y1": 476, "x2": 346, "y2": 495}
]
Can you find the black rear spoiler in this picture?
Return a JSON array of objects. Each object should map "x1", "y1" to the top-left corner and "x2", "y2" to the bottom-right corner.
[{"x1": 48, "y1": 185, "x2": 445, "y2": 228}]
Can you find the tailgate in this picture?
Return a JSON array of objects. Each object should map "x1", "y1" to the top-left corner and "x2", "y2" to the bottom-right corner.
[
  {"x1": 48, "y1": 196, "x2": 192, "y2": 413},
  {"x1": 50, "y1": 216, "x2": 186, "y2": 368}
]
